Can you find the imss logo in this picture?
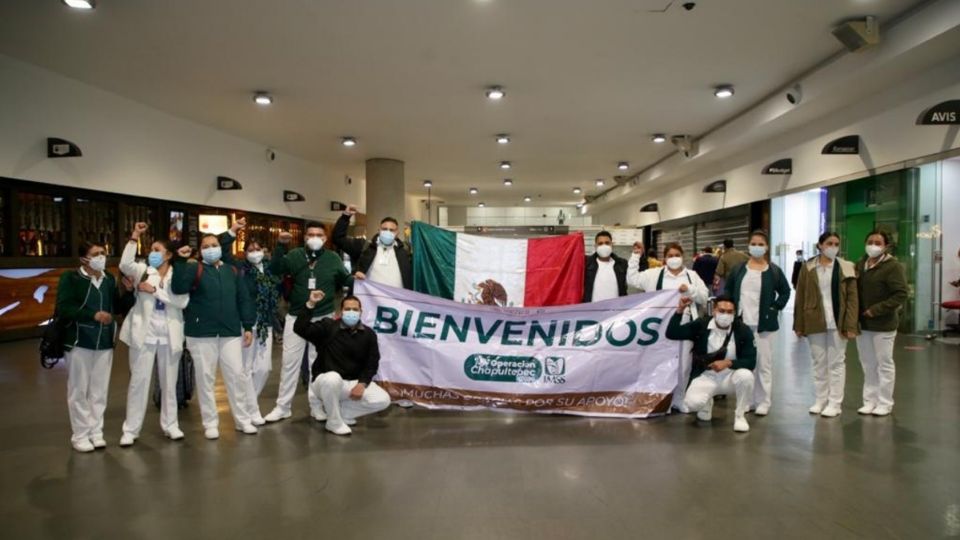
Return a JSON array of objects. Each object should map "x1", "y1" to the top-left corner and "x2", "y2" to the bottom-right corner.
[{"x1": 463, "y1": 354, "x2": 566, "y2": 384}]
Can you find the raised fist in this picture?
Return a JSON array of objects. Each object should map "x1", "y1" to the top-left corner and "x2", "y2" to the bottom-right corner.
[
  {"x1": 308, "y1": 289, "x2": 326, "y2": 304},
  {"x1": 278, "y1": 231, "x2": 293, "y2": 244},
  {"x1": 345, "y1": 204, "x2": 359, "y2": 216},
  {"x1": 177, "y1": 245, "x2": 193, "y2": 258},
  {"x1": 132, "y1": 222, "x2": 148, "y2": 238},
  {"x1": 632, "y1": 241, "x2": 645, "y2": 255},
  {"x1": 231, "y1": 216, "x2": 247, "y2": 233}
]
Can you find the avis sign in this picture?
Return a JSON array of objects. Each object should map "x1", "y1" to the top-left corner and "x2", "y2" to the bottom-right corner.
[{"x1": 917, "y1": 100, "x2": 960, "y2": 125}]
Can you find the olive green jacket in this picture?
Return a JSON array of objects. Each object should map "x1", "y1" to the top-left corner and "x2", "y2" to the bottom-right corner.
[
  {"x1": 855, "y1": 254, "x2": 909, "y2": 332},
  {"x1": 793, "y1": 257, "x2": 859, "y2": 336}
]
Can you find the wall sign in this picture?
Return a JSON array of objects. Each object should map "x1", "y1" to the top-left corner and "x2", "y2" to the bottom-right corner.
[
  {"x1": 283, "y1": 190, "x2": 306, "y2": 202},
  {"x1": 821, "y1": 135, "x2": 860, "y2": 155},
  {"x1": 917, "y1": 100, "x2": 960, "y2": 125},
  {"x1": 761, "y1": 158, "x2": 792, "y2": 174},
  {"x1": 703, "y1": 180, "x2": 726, "y2": 193},
  {"x1": 470, "y1": 225, "x2": 568, "y2": 236},
  {"x1": 216, "y1": 176, "x2": 242, "y2": 190},
  {"x1": 47, "y1": 138, "x2": 82, "y2": 158},
  {"x1": 640, "y1": 203, "x2": 659, "y2": 212},
  {"x1": 330, "y1": 201, "x2": 347, "y2": 212}
]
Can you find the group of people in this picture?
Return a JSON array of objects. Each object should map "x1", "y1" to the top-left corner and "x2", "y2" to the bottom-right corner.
[
  {"x1": 57, "y1": 204, "x2": 909, "y2": 451},
  {"x1": 584, "y1": 229, "x2": 908, "y2": 432}
]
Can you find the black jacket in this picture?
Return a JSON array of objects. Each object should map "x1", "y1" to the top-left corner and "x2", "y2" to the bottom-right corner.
[
  {"x1": 665, "y1": 313, "x2": 757, "y2": 382},
  {"x1": 582, "y1": 253, "x2": 628, "y2": 302},
  {"x1": 333, "y1": 214, "x2": 413, "y2": 289},
  {"x1": 692, "y1": 254, "x2": 718, "y2": 286},
  {"x1": 294, "y1": 312, "x2": 381, "y2": 385}
]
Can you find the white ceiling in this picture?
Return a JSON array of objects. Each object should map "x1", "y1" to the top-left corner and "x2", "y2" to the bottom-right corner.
[{"x1": 0, "y1": 0, "x2": 925, "y2": 207}]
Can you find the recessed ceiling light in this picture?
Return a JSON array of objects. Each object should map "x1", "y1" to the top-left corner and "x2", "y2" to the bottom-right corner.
[
  {"x1": 503, "y1": 179, "x2": 513, "y2": 186},
  {"x1": 478, "y1": 202, "x2": 486, "y2": 208},
  {"x1": 652, "y1": 134, "x2": 667, "y2": 143},
  {"x1": 572, "y1": 187, "x2": 582, "y2": 194},
  {"x1": 595, "y1": 179, "x2": 605, "y2": 187},
  {"x1": 713, "y1": 85, "x2": 735, "y2": 99},
  {"x1": 496, "y1": 134, "x2": 511, "y2": 144},
  {"x1": 485, "y1": 86, "x2": 505, "y2": 100},
  {"x1": 423, "y1": 180, "x2": 433, "y2": 188},
  {"x1": 499, "y1": 161, "x2": 511, "y2": 170},
  {"x1": 523, "y1": 196, "x2": 532, "y2": 203},
  {"x1": 617, "y1": 162, "x2": 629, "y2": 170},
  {"x1": 576, "y1": 202, "x2": 584, "y2": 209},
  {"x1": 62, "y1": 0, "x2": 95, "y2": 9},
  {"x1": 253, "y1": 92, "x2": 273, "y2": 106},
  {"x1": 469, "y1": 187, "x2": 478, "y2": 195},
  {"x1": 341, "y1": 136, "x2": 357, "y2": 147}
]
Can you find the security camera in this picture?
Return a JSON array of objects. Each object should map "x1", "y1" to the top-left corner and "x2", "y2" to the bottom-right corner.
[
  {"x1": 682, "y1": 2, "x2": 696, "y2": 11},
  {"x1": 344, "y1": 175, "x2": 353, "y2": 185},
  {"x1": 785, "y1": 84, "x2": 802, "y2": 105},
  {"x1": 266, "y1": 148, "x2": 276, "y2": 162},
  {"x1": 671, "y1": 135, "x2": 700, "y2": 159}
]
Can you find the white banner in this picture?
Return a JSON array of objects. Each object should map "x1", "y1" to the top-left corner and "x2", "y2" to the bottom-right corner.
[{"x1": 355, "y1": 280, "x2": 680, "y2": 418}]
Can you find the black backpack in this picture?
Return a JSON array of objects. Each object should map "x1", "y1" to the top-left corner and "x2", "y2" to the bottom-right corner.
[{"x1": 39, "y1": 308, "x2": 68, "y2": 369}]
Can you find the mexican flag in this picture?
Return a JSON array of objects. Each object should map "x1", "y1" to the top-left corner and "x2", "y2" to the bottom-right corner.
[{"x1": 411, "y1": 222, "x2": 585, "y2": 307}]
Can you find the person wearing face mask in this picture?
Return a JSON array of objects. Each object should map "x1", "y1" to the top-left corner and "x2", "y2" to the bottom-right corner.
[
  {"x1": 628, "y1": 242, "x2": 709, "y2": 411},
  {"x1": 666, "y1": 295, "x2": 756, "y2": 432},
  {"x1": 237, "y1": 239, "x2": 281, "y2": 425},
  {"x1": 854, "y1": 230, "x2": 908, "y2": 417},
  {"x1": 171, "y1": 217, "x2": 258, "y2": 440},
  {"x1": 57, "y1": 241, "x2": 125, "y2": 452},
  {"x1": 583, "y1": 231, "x2": 628, "y2": 302},
  {"x1": 333, "y1": 204, "x2": 412, "y2": 290},
  {"x1": 117, "y1": 223, "x2": 191, "y2": 446},
  {"x1": 724, "y1": 230, "x2": 791, "y2": 416},
  {"x1": 263, "y1": 222, "x2": 351, "y2": 423},
  {"x1": 793, "y1": 232, "x2": 859, "y2": 418},
  {"x1": 294, "y1": 290, "x2": 391, "y2": 435}
]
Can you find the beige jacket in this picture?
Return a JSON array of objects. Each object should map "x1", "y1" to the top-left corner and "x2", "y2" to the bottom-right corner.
[{"x1": 793, "y1": 257, "x2": 859, "y2": 336}]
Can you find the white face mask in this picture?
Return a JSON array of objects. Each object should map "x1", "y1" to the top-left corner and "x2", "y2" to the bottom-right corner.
[
  {"x1": 715, "y1": 313, "x2": 735, "y2": 328},
  {"x1": 596, "y1": 245, "x2": 613, "y2": 258},
  {"x1": 306, "y1": 236, "x2": 325, "y2": 251},
  {"x1": 821, "y1": 246, "x2": 839, "y2": 260},
  {"x1": 246, "y1": 250, "x2": 264, "y2": 265},
  {"x1": 88, "y1": 254, "x2": 106, "y2": 272},
  {"x1": 865, "y1": 244, "x2": 884, "y2": 258},
  {"x1": 666, "y1": 256, "x2": 683, "y2": 270},
  {"x1": 748, "y1": 245, "x2": 768, "y2": 258}
]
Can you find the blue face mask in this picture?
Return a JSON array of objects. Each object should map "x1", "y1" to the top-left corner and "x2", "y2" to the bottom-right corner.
[
  {"x1": 201, "y1": 246, "x2": 222, "y2": 265},
  {"x1": 379, "y1": 230, "x2": 396, "y2": 247},
  {"x1": 748, "y1": 245, "x2": 768, "y2": 258},
  {"x1": 148, "y1": 251, "x2": 165, "y2": 268},
  {"x1": 341, "y1": 310, "x2": 361, "y2": 327}
]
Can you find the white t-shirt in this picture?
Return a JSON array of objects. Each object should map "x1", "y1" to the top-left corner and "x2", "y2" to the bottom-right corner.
[
  {"x1": 739, "y1": 267, "x2": 765, "y2": 327},
  {"x1": 367, "y1": 245, "x2": 404, "y2": 289},
  {"x1": 592, "y1": 259, "x2": 620, "y2": 301},
  {"x1": 817, "y1": 260, "x2": 837, "y2": 330},
  {"x1": 707, "y1": 319, "x2": 737, "y2": 361}
]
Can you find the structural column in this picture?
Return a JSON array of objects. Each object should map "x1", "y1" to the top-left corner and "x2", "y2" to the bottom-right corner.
[{"x1": 365, "y1": 158, "x2": 406, "y2": 234}]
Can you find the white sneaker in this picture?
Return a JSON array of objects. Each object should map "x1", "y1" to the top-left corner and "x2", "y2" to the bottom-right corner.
[
  {"x1": 857, "y1": 404, "x2": 876, "y2": 415},
  {"x1": 165, "y1": 427, "x2": 185, "y2": 441},
  {"x1": 204, "y1": 428, "x2": 220, "y2": 440},
  {"x1": 871, "y1": 406, "x2": 892, "y2": 417},
  {"x1": 119, "y1": 433, "x2": 136, "y2": 447},
  {"x1": 733, "y1": 416, "x2": 750, "y2": 432},
  {"x1": 396, "y1": 400, "x2": 414, "y2": 408},
  {"x1": 808, "y1": 402, "x2": 826, "y2": 415},
  {"x1": 820, "y1": 404, "x2": 841, "y2": 418},
  {"x1": 91, "y1": 436, "x2": 107, "y2": 449},
  {"x1": 263, "y1": 408, "x2": 292, "y2": 423},
  {"x1": 753, "y1": 405, "x2": 770, "y2": 417},
  {"x1": 72, "y1": 439, "x2": 95, "y2": 453},
  {"x1": 251, "y1": 416, "x2": 266, "y2": 427},
  {"x1": 696, "y1": 398, "x2": 713, "y2": 422},
  {"x1": 325, "y1": 422, "x2": 352, "y2": 436},
  {"x1": 237, "y1": 423, "x2": 258, "y2": 435},
  {"x1": 311, "y1": 409, "x2": 328, "y2": 422},
  {"x1": 343, "y1": 418, "x2": 357, "y2": 426}
]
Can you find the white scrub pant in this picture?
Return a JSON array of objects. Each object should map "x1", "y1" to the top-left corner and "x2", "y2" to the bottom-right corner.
[
  {"x1": 856, "y1": 330, "x2": 897, "y2": 409},
  {"x1": 66, "y1": 347, "x2": 113, "y2": 445},
  {"x1": 241, "y1": 326, "x2": 273, "y2": 420},
  {"x1": 274, "y1": 313, "x2": 328, "y2": 415},
  {"x1": 670, "y1": 341, "x2": 695, "y2": 410},
  {"x1": 311, "y1": 372, "x2": 391, "y2": 429},
  {"x1": 186, "y1": 336, "x2": 252, "y2": 430},
  {"x1": 807, "y1": 331, "x2": 847, "y2": 408},
  {"x1": 683, "y1": 368, "x2": 754, "y2": 420},
  {"x1": 748, "y1": 326, "x2": 776, "y2": 410},
  {"x1": 122, "y1": 342, "x2": 180, "y2": 437}
]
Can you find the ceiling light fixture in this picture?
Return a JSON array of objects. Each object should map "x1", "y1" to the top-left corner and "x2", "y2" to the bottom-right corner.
[
  {"x1": 595, "y1": 179, "x2": 605, "y2": 187},
  {"x1": 576, "y1": 202, "x2": 584, "y2": 209},
  {"x1": 651, "y1": 134, "x2": 667, "y2": 143},
  {"x1": 62, "y1": 0, "x2": 95, "y2": 9},
  {"x1": 253, "y1": 92, "x2": 273, "y2": 106},
  {"x1": 469, "y1": 187, "x2": 478, "y2": 195},
  {"x1": 478, "y1": 202, "x2": 486, "y2": 208},
  {"x1": 341, "y1": 136, "x2": 357, "y2": 147},
  {"x1": 523, "y1": 196, "x2": 532, "y2": 203},
  {"x1": 496, "y1": 134, "x2": 511, "y2": 144},
  {"x1": 423, "y1": 180, "x2": 433, "y2": 188},
  {"x1": 499, "y1": 161, "x2": 511, "y2": 170},
  {"x1": 617, "y1": 162, "x2": 629, "y2": 170},
  {"x1": 503, "y1": 179, "x2": 513, "y2": 186},
  {"x1": 572, "y1": 187, "x2": 582, "y2": 194},
  {"x1": 713, "y1": 85, "x2": 735, "y2": 99},
  {"x1": 485, "y1": 86, "x2": 505, "y2": 100}
]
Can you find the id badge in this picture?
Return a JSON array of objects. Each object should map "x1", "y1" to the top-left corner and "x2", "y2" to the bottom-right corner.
[
  {"x1": 155, "y1": 298, "x2": 166, "y2": 312},
  {"x1": 308, "y1": 277, "x2": 317, "y2": 290}
]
